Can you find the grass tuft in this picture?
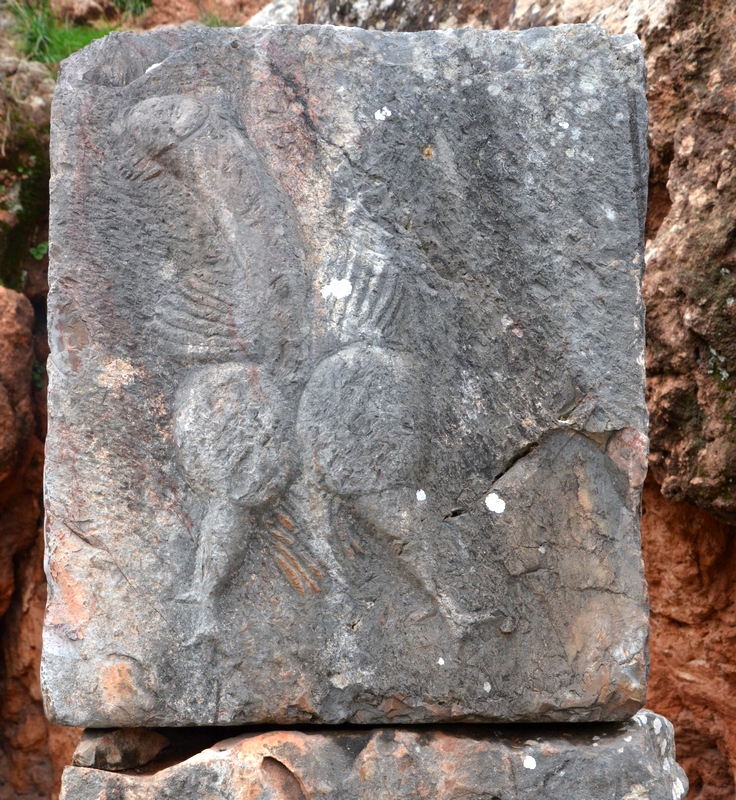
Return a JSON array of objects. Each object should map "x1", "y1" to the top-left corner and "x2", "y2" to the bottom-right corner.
[
  {"x1": 200, "y1": 11, "x2": 233, "y2": 26},
  {"x1": 112, "y1": 0, "x2": 151, "y2": 17},
  {"x1": 9, "y1": 0, "x2": 116, "y2": 64}
]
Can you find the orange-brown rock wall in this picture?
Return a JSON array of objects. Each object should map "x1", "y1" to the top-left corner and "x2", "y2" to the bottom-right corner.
[
  {"x1": 0, "y1": 285, "x2": 79, "y2": 800},
  {"x1": 643, "y1": 477, "x2": 736, "y2": 800}
]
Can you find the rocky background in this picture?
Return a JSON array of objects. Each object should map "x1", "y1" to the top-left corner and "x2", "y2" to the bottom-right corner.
[{"x1": 0, "y1": 0, "x2": 734, "y2": 797}]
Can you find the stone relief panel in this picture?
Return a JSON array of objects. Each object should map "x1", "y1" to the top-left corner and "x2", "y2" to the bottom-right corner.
[{"x1": 43, "y1": 24, "x2": 649, "y2": 726}]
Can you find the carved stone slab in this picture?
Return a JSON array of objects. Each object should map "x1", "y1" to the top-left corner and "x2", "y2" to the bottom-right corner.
[
  {"x1": 44, "y1": 24, "x2": 649, "y2": 726},
  {"x1": 60, "y1": 712, "x2": 687, "y2": 800}
]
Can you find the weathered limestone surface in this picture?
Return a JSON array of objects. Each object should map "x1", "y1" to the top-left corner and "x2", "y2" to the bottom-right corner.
[
  {"x1": 72, "y1": 728, "x2": 169, "y2": 771},
  {"x1": 44, "y1": 24, "x2": 649, "y2": 726},
  {"x1": 60, "y1": 712, "x2": 687, "y2": 800}
]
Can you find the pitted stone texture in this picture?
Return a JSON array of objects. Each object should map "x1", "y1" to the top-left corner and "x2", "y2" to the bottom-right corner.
[
  {"x1": 73, "y1": 728, "x2": 169, "y2": 771},
  {"x1": 44, "y1": 24, "x2": 649, "y2": 726},
  {"x1": 60, "y1": 713, "x2": 687, "y2": 800}
]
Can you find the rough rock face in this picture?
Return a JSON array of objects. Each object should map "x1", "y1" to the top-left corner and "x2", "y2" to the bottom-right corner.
[
  {"x1": 0, "y1": 289, "x2": 34, "y2": 494},
  {"x1": 501, "y1": 0, "x2": 736, "y2": 524},
  {"x1": 72, "y1": 728, "x2": 169, "y2": 771},
  {"x1": 639, "y1": 0, "x2": 736, "y2": 522},
  {"x1": 45, "y1": 24, "x2": 648, "y2": 727},
  {"x1": 60, "y1": 712, "x2": 687, "y2": 800},
  {"x1": 642, "y1": 477, "x2": 736, "y2": 800},
  {"x1": 300, "y1": 0, "x2": 510, "y2": 31},
  {"x1": 0, "y1": 535, "x2": 81, "y2": 800}
]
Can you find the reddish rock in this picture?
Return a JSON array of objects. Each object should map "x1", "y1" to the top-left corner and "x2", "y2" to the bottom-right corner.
[
  {"x1": 0, "y1": 287, "x2": 80, "y2": 800},
  {"x1": 0, "y1": 288, "x2": 34, "y2": 488},
  {"x1": 143, "y1": 0, "x2": 272, "y2": 27},
  {"x1": 642, "y1": 476, "x2": 736, "y2": 800},
  {"x1": 0, "y1": 30, "x2": 78, "y2": 797},
  {"x1": 0, "y1": 287, "x2": 37, "y2": 624},
  {"x1": 0, "y1": 536, "x2": 80, "y2": 800}
]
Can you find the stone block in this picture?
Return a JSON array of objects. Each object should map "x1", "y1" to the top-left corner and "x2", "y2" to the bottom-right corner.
[
  {"x1": 73, "y1": 728, "x2": 169, "y2": 771},
  {"x1": 60, "y1": 712, "x2": 687, "y2": 800},
  {"x1": 44, "y1": 24, "x2": 649, "y2": 726}
]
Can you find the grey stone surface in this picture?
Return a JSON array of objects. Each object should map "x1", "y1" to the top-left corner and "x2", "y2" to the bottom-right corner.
[
  {"x1": 60, "y1": 712, "x2": 687, "y2": 800},
  {"x1": 73, "y1": 728, "x2": 170, "y2": 771},
  {"x1": 43, "y1": 24, "x2": 649, "y2": 727}
]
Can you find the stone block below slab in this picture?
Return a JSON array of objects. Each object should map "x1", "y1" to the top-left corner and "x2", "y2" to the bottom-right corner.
[{"x1": 60, "y1": 711, "x2": 687, "y2": 800}]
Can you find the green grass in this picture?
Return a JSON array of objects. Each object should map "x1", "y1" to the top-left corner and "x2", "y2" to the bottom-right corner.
[
  {"x1": 200, "y1": 11, "x2": 232, "y2": 26},
  {"x1": 112, "y1": 0, "x2": 150, "y2": 16},
  {"x1": 9, "y1": 0, "x2": 116, "y2": 64}
]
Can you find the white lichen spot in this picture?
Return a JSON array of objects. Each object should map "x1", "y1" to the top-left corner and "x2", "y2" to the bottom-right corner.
[
  {"x1": 538, "y1": 546, "x2": 546, "y2": 554},
  {"x1": 374, "y1": 106, "x2": 392, "y2": 121},
  {"x1": 321, "y1": 278, "x2": 353, "y2": 299},
  {"x1": 727, "y1": 296, "x2": 734, "y2": 307},
  {"x1": 483, "y1": 681, "x2": 491, "y2": 693},
  {"x1": 624, "y1": 735, "x2": 633, "y2": 742},
  {"x1": 673, "y1": 778, "x2": 685, "y2": 800},
  {"x1": 634, "y1": 712, "x2": 649, "y2": 726},
  {"x1": 487, "y1": 84, "x2": 503, "y2": 96},
  {"x1": 145, "y1": 62, "x2": 162, "y2": 73},
  {"x1": 437, "y1": 657, "x2": 445, "y2": 666},
  {"x1": 653, "y1": 718, "x2": 662, "y2": 735},
  {"x1": 523, "y1": 755, "x2": 536, "y2": 770},
  {"x1": 485, "y1": 492, "x2": 506, "y2": 514},
  {"x1": 565, "y1": 148, "x2": 575, "y2": 158},
  {"x1": 416, "y1": 489, "x2": 427, "y2": 502},
  {"x1": 559, "y1": 120, "x2": 569, "y2": 129}
]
